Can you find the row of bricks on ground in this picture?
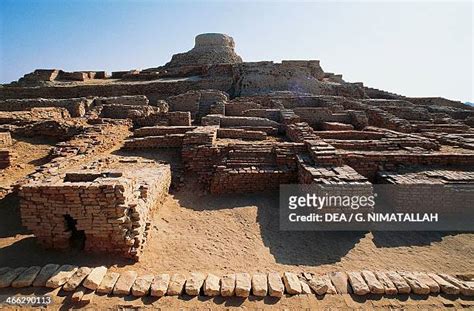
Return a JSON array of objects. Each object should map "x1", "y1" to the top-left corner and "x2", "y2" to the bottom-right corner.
[{"x1": 1, "y1": 265, "x2": 473, "y2": 301}]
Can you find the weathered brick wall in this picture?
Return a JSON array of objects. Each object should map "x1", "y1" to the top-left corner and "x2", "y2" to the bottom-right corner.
[
  {"x1": 224, "y1": 102, "x2": 262, "y2": 116},
  {"x1": 293, "y1": 107, "x2": 352, "y2": 129},
  {"x1": 0, "y1": 98, "x2": 92, "y2": 117},
  {"x1": 94, "y1": 95, "x2": 149, "y2": 106},
  {"x1": 0, "y1": 132, "x2": 12, "y2": 147},
  {"x1": 167, "y1": 89, "x2": 228, "y2": 122},
  {"x1": 181, "y1": 126, "x2": 220, "y2": 184},
  {"x1": 133, "y1": 126, "x2": 195, "y2": 137},
  {"x1": 326, "y1": 138, "x2": 439, "y2": 151},
  {"x1": 242, "y1": 109, "x2": 281, "y2": 121},
  {"x1": 376, "y1": 168, "x2": 473, "y2": 212},
  {"x1": 341, "y1": 152, "x2": 474, "y2": 181},
  {"x1": 285, "y1": 122, "x2": 319, "y2": 142},
  {"x1": 124, "y1": 134, "x2": 185, "y2": 149},
  {"x1": 210, "y1": 167, "x2": 296, "y2": 194},
  {"x1": 0, "y1": 149, "x2": 14, "y2": 169},
  {"x1": 13, "y1": 120, "x2": 84, "y2": 140},
  {"x1": 217, "y1": 128, "x2": 266, "y2": 140},
  {"x1": 0, "y1": 75, "x2": 234, "y2": 101},
  {"x1": 413, "y1": 123, "x2": 470, "y2": 133},
  {"x1": 322, "y1": 122, "x2": 354, "y2": 131},
  {"x1": 15, "y1": 119, "x2": 132, "y2": 190},
  {"x1": 18, "y1": 156, "x2": 171, "y2": 259},
  {"x1": 133, "y1": 111, "x2": 191, "y2": 127},
  {"x1": 315, "y1": 130, "x2": 386, "y2": 140},
  {"x1": 219, "y1": 116, "x2": 280, "y2": 128},
  {"x1": 99, "y1": 104, "x2": 159, "y2": 119},
  {"x1": 209, "y1": 143, "x2": 303, "y2": 194},
  {"x1": 279, "y1": 109, "x2": 300, "y2": 125}
]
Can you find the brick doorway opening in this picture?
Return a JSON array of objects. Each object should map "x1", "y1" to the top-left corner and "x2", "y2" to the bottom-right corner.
[{"x1": 63, "y1": 214, "x2": 85, "y2": 250}]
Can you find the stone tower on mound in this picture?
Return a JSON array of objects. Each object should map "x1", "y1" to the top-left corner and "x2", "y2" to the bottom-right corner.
[{"x1": 165, "y1": 33, "x2": 243, "y2": 67}]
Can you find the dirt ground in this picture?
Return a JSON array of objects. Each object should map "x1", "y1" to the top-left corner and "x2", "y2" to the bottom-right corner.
[
  {"x1": 0, "y1": 137, "x2": 56, "y2": 193},
  {"x1": 1, "y1": 140, "x2": 473, "y2": 309}
]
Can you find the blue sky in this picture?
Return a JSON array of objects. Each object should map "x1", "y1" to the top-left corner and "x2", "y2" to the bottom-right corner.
[{"x1": 0, "y1": 0, "x2": 472, "y2": 102}]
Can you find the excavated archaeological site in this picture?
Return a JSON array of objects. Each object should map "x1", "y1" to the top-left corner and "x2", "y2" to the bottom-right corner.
[{"x1": 0, "y1": 33, "x2": 473, "y2": 308}]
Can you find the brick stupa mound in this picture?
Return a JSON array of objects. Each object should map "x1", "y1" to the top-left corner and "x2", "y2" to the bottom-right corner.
[{"x1": 165, "y1": 33, "x2": 243, "y2": 67}]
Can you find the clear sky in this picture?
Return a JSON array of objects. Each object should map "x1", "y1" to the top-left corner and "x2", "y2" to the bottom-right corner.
[{"x1": 0, "y1": 0, "x2": 472, "y2": 102}]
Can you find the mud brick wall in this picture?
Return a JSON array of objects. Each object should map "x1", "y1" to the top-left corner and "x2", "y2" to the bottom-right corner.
[
  {"x1": 59, "y1": 71, "x2": 89, "y2": 81},
  {"x1": 0, "y1": 149, "x2": 14, "y2": 169},
  {"x1": 133, "y1": 126, "x2": 195, "y2": 137},
  {"x1": 285, "y1": 122, "x2": 320, "y2": 142},
  {"x1": 168, "y1": 90, "x2": 228, "y2": 122},
  {"x1": 167, "y1": 91, "x2": 199, "y2": 119},
  {"x1": 16, "y1": 120, "x2": 131, "y2": 190},
  {"x1": 18, "y1": 157, "x2": 171, "y2": 259},
  {"x1": 297, "y1": 159, "x2": 360, "y2": 184},
  {"x1": 123, "y1": 134, "x2": 185, "y2": 149},
  {"x1": 407, "y1": 97, "x2": 469, "y2": 110},
  {"x1": 1, "y1": 107, "x2": 71, "y2": 121},
  {"x1": 182, "y1": 145, "x2": 220, "y2": 184},
  {"x1": 322, "y1": 122, "x2": 354, "y2": 131},
  {"x1": 210, "y1": 167, "x2": 296, "y2": 194},
  {"x1": 215, "y1": 115, "x2": 279, "y2": 129},
  {"x1": 94, "y1": 95, "x2": 149, "y2": 106},
  {"x1": 241, "y1": 93, "x2": 345, "y2": 109},
  {"x1": 242, "y1": 109, "x2": 281, "y2": 122},
  {"x1": 315, "y1": 130, "x2": 386, "y2": 140},
  {"x1": 208, "y1": 143, "x2": 302, "y2": 194},
  {"x1": 305, "y1": 140, "x2": 342, "y2": 166},
  {"x1": 134, "y1": 111, "x2": 191, "y2": 127},
  {"x1": 0, "y1": 98, "x2": 91, "y2": 117},
  {"x1": 365, "y1": 108, "x2": 412, "y2": 132},
  {"x1": 217, "y1": 128, "x2": 266, "y2": 140},
  {"x1": 326, "y1": 138, "x2": 439, "y2": 151},
  {"x1": 99, "y1": 104, "x2": 158, "y2": 119},
  {"x1": 341, "y1": 152, "x2": 474, "y2": 181},
  {"x1": 376, "y1": 169, "x2": 474, "y2": 213},
  {"x1": 347, "y1": 110, "x2": 368, "y2": 129},
  {"x1": 209, "y1": 101, "x2": 225, "y2": 115},
  {"x1": 182, "y1": 126, "x2": 220, "y2": 183},
  {"x1": 342, "y1": 100, "x2": 412, "y2": 132},
  {"x1": 279, "y1": 109, "x2": 300, "y2": 125},
  {"x1": 0, "y1": 132, "x2": 12, "y2": 147},
  {"x1": 414, "y1": 123, "x2": 470, "y2": 134},
  {"x1": 20, "y1": 69, "x2": 60, "y2": 83},
  {"x1": 0, "y1": 75, "x2": 234, "y2": 101},
  {"x1": 224, "y1": 102, "x2": 261, "y2": 116},
  {"x1": 293, "y1": 107, "x2": 352, "y2": 129},
  {"x1": 383, "y1": 106, "x2": 431, "y2": 121},
  {"x1": 13, "y1": 120, "x2": 84, "y2": 140}
]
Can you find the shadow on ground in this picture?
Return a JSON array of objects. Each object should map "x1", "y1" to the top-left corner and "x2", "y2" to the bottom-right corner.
[{"x1": 371, "y1": 231, "x2": 460, "y2": 248}]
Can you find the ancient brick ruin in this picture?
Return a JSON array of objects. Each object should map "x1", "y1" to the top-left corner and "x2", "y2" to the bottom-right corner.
[
  {"x1": 19, "y1": 156, "x2": 171, "y2": 259},
  {"x1": 1, "y1": 32, "x2": 473, "y2": 257}
]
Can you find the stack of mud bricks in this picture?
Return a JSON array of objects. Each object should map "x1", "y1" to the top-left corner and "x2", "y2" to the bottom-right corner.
[
  {"x1": 124, "y1": 126, "x2": 195, "y2": 149},
  {"x1": 18, "y1": 156, "x2": 171, "y2": 259},
  {"x1": 0, "y1": 132, "x2": 14, "y2": 169}
]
